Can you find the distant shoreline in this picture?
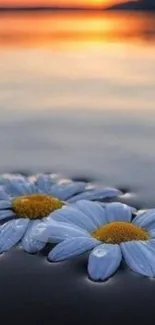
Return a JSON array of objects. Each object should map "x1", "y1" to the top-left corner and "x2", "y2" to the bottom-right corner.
[{"x1": 0, "y1": 7, "x2": 104, "y2": 12}]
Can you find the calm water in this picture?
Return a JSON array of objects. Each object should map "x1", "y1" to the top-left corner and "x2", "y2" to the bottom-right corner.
[{"x1": 0, "y1": 11, "x2": 155, "y2": 206}]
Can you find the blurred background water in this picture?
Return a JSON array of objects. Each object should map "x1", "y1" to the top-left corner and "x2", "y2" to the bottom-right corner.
[{"x1": 0, "y1": 11, "x2": 155, "y2": 203}]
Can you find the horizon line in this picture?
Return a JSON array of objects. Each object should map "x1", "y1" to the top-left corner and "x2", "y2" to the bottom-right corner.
[{"x1": 0, "y1": 5, "x2": 107, "y2": 11}]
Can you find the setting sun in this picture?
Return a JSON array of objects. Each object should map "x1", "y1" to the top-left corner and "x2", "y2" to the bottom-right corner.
[{"x1": 87, "y1": 0, "x2": 105, "y2": 5}]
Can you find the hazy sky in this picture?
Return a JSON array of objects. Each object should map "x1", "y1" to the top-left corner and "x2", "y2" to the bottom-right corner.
[{"x1": 0, "y1": 0, "x2": 125, "y2": 7}]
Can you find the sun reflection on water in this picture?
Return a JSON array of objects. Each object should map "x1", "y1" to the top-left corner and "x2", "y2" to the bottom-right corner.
[{"x1": 0, "y1": 11, "x2": 155, "y2": 49}]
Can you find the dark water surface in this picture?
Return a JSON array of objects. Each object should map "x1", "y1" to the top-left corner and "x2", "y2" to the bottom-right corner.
[{"x1": 0, "y1": 11, "x2": 155, "y2": 208}]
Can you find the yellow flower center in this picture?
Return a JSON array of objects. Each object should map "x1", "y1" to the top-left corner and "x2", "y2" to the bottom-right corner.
[
  {"x1": 92, "y1": 221, "x2": 149, "y2": 244},
  {"x1": 12, "y1": 194, "x2": 64, "y2": 220}
]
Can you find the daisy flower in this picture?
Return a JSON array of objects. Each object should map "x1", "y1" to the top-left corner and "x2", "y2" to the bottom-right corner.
[
  {"x1": 0, "y1": 174, "x2": 121, "y2": 254},
  {"x1": 33, "y1": 201, "x2": 155, "y2": 281},
  {"x1": 0, "y1": 173, "x2": 26, "y2": 185}
]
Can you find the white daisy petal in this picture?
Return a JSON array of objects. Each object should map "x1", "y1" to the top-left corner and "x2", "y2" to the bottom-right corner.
[
  {"x1": 36, "y1": 175, "x2": 58, "y2": 193},
  {"x1": 5, "y1": 180, "x2": 25, "y2": 196},
  {"x1": 100, "y1": 202, "x2": 136, "y2": 214},
  {"x1": 121, "y1": 240, "x2": 155, "y2": 277},
  {"x1": 74, "y1": 200, "x2": 107, "y2": 228},
  {"x1": 146, "y1": 239, "x2": 155, "y2": 247},
  {"x1": 0, "y1": 173, "x2": 25, "y2": 182},
  {"x1": 5, "y1": 179, "x2": 35, "y2": 196},
  {"x1": 22, "y1": 220, "x2": 46, "y2": 253},
  {"x1": 88, "y1": 243, "x2": 122, "y2": 281},
  {"x1": 49, "y1": 182, "x2": 86, "y2": 200},
  {"x1": 36, "y1": 174, "x2": 66, "y2": 193},
  {"x1": 0, "y1": 200, "x2": 11, "y2": 209},
  {"x1": 133, "y1": 210, "x2": 155, "y2": 231},
  {"x1": 68, "y1": 187, "x2": 121, "y2": 203},
  {"x1": 106, "y1": 202, "x2": 133, "y2": 223},
  {"x1": 149, "y1": 230, "x2": 155, "y2": 238},
  {"x1": 0, "y1": 218, "x2": 29, "y2": 253},
  {"x1": 0, "y1": 210, "x2": 16, "y2": 221},
  {"x1": 136, "y1": 209, "x2": 147, "y2": 216},
  {"x1": 22, "y1": 182, "x2": 36, "y2": 194},
  {"x1": 31, "y1": 220, "x2": 90, "y2": 244},
  {"x1": 48, "y1": 237, "x2": 100, "y2": 262},
  {"x1": 49, "y1": 174, "x2": 67, "y2": 182},
  {"x1": 51, "y1": 206, "x2": 97, "y2": 232},
  {"x1": 0, "y1": 188, "x2": 10, "y2": 200}
]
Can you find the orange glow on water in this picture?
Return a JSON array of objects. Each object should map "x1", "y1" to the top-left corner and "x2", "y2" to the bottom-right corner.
[
  {"x1": 0, "y1": 11, "x2": 155, "y2": 115},
  {"x1": 0, "y1": 11, "x2": 155, "y2": 49}
]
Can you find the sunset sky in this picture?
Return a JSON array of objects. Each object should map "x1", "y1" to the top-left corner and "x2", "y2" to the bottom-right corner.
[{"x1": 0, "y1": 0, "x2": 126, "y2": 8}]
